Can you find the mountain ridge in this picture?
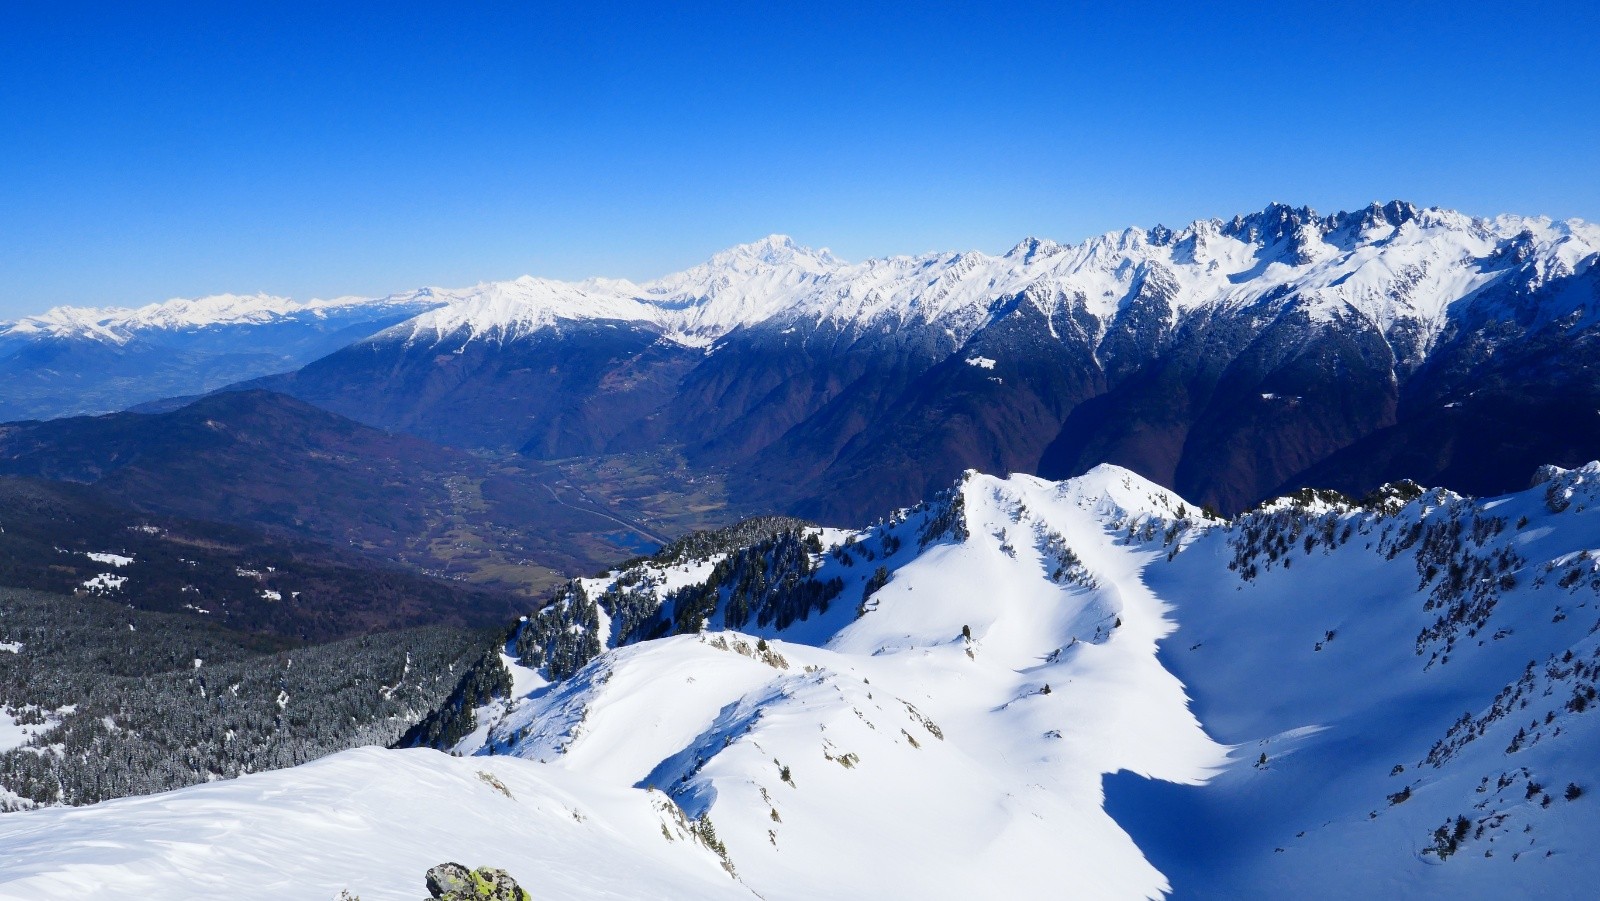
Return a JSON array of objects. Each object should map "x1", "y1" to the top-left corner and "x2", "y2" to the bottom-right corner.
[
  {"x1": 11, "y1": 460, "x2": 1596, "y2": 897},
  {"x1": 6, "y1": 200, "x2": 1597, "y2": 525},
  {"x1": 0, "y1": 389, "x2": 661, "y2": 596},
  {"x1": 246, "y1": 200, "x2": 1599, "y2": 522},
  {"x1": 324, "y1": 201, "x2": 1600, "y2": 361},
  {"x1": 8, "y1": 201, "x2": 1591, "y2": 357}
]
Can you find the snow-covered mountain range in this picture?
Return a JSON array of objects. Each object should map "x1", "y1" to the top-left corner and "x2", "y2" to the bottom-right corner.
[
  {"x1": 11, "y1": 201, "x2": 1594, "y2": 358},
  {"x1": 9, "y1": 201, "x2": 1592, "y2": 401},
  {"x1": 0, "y1": 293, "x2": 423, "y2": 344},
  {"x1": 6, "y1": 461, "x2": 1598, "y2": 899},
  {"x1": 5, "y1": 200, "x2": 1598, "y2": 518},
  {"x1": 0, "y1": 292, "x2": 443, "y2": 421},
  {"x1": 260, "y1": 201, "x2": 1600, "y2": 519},
  {"x1": 59, "y1": 202, "x2": 1564, "y2": 355},
  {"x1": 374, "y1": 202, "x2": 1596, "y2": 357}
]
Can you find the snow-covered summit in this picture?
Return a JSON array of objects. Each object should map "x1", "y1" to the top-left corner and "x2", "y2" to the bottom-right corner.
[
  {"x1": 386, "y1": 277, "x2": 657, "y2": 345},
  {"x1": 1032, "y1": 463, "x2": 1210, "y2": 525}
]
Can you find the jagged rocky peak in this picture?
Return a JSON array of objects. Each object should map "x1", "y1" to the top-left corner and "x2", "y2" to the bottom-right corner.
[
  {"x1": 1006, "y1": 235, "x2": 1067, "y2": 262},
  {"x1": 1221, "y1": 201, "x2": 1322, "y2": 244},
  {"x1": 15, "y1": 201, "x2": 1597, "y2": 355},
  {"x1": 1366, "y1": 199, "x2": 1421, "y2": 229},
  {"x1": 1218, "y1": 202, "x2": 1327, "y2": 265},
  {"x1": 1142, "y1": 199, "x2": 1471, "y2": 271}
]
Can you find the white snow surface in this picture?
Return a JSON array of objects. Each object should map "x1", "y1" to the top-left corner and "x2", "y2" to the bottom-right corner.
[
  {"x1": 0, "y1": 706, "x2": 61, "y2": 755},
  {"x1": 5, "y1": 463, "x2": 1600, "y2": 898},
  {"x1": 0, "y1": 748, "x2": 747, "y2": 900},
  {"x1": 79, "y1": 573, "x2": 126, "y2": 594}
]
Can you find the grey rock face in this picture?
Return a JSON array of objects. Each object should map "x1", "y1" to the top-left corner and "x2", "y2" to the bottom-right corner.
[{"x1": 424, "y1": 862, "x2": 531, "y2": 900}]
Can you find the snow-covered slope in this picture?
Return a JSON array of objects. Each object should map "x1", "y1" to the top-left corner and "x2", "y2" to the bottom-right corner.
[
  {"x1": 3, "y1": 463, "x2": 1599, "y2": 899},
  {"x1": 0, "y1": 748, "x2": 748, "y2": 900},
  {"x1": 448, "y1": 461, "x2": 1600, "y2": 899},
  {"x1": 479, "y1": 468, "x2": 1227, "y2": 900},
  {"x1": 1115, "y1": 463, "x2": 1600, "y2": 897}
]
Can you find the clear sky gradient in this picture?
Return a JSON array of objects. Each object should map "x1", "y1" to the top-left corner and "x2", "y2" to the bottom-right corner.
[{"x1": 3, "y1": 1, "x2": 1598, "y2": 317}]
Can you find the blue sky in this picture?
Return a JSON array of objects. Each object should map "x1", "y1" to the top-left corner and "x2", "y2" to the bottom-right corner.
[{"x1": 2, "y1": 1, "x2": 1597, "y2": 317}]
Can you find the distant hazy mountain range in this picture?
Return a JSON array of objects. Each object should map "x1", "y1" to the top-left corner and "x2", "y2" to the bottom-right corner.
[
  {"x1": 0, "y1": 292, "x2": 444, "y2": 422},
  {"x1": 5, "y1": 201, "x2": 1598, "y2": 520}
]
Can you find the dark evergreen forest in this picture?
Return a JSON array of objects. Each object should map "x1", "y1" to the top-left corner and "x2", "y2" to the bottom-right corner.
[{"x1": 0, "y1": 586, "x2": 487, "y2": 809}]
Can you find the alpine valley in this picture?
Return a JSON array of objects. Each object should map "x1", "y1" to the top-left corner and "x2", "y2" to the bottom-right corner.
[
  {"x1": 1, "y1": 202, "x2": 1598, "y2": 900},
  {"x1": 7, "y1": 201, "x2": 1596, "y2": 522}
]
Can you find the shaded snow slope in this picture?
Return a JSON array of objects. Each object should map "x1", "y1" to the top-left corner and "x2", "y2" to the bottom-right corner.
[{"x1": 1111, "y1": 464, "x2": 1600, "y2": 898}]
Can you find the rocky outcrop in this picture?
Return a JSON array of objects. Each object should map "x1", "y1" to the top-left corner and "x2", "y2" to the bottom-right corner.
[{"x1": 424, "y1": 862, "x2": 531, "y2": 900}]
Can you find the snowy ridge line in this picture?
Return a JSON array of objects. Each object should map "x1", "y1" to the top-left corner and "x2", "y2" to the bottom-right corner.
[
  {"x1": 4, "y1": 462, "x2": 1600, "y2": 898},
  {"x1": 434, "y1": 466, "x2": 1232, "y2": 899},
  {"x1": 436, "y1": 460, "x2": 1600, "y2": 898},
  {"x1": 8, "y1": 202, "x2": 1597, "y2": 361},
  {"x1": 0, "y1": 292, "x2": 441, "y2": 346},
  {"x1": 379, "y1": 202, "x2": 1600, "y2": 356}
]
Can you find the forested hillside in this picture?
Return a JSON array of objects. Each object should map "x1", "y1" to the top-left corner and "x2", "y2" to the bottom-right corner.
[
  {"x1": 0, "y1": 586, "x2": 488, "y2": 809},
  {"x1": 0, "y1": 476, "x2": 520, "y2": 641}
]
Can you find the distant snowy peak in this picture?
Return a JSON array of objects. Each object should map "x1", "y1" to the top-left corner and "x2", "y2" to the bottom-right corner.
[
  {"x1": 673, "y1": 234, "x2": 842, "y2": 279},
  {"x1": 1, "y1": 305, "x2": 142, "y2": 345},
  {"x1": 386, "y1": 234, "x2": 849, "y2": 347},
  {"x1": 0, "y1": 292, "x2": 443, "y2": 345},
  {"x1": 389, "y1": 278, "x2": 656, "y2": 345}
]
